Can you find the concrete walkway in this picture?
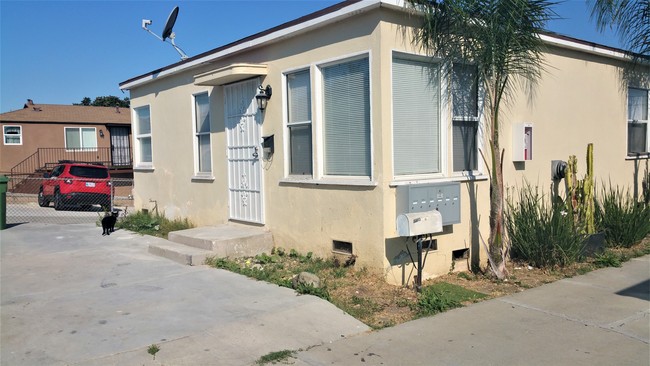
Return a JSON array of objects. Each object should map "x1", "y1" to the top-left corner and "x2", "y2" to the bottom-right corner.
[
  {"x1": 2, "y1": 223, "x2": 648, "y2": 365},
  {"x1": 295, "y1": 255, "x2": 650, "y2": 366},
  {"x1": 0, "y1": 223, "x2": 369, "y2": 365}
]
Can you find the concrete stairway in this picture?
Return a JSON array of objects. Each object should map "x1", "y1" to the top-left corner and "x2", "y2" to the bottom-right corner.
[{"x1": 148, "y1": 223, "x2": 274, "y2": 266}]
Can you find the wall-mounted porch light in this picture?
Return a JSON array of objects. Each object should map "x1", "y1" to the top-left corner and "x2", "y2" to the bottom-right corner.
[
  {"x1": 99, "y1": 129, "x2": 105, "y2": 138},
  {"x1": 255, "y1": 85, "x2": 272, "y2": 111}
]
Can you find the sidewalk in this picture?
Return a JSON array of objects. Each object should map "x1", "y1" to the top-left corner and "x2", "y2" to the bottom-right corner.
[{"x1": 295, "y1": 255, "x2": 650, "y2": 366}]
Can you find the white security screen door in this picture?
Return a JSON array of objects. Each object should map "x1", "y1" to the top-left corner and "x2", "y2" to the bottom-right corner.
[{"x1": 224, "y1": 79, "x2": 264, "y2": 224}]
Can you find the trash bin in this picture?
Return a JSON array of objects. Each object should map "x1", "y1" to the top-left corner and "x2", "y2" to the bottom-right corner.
[{"x1": 0, "y1": 175, "x2": 8, "y2": 230}]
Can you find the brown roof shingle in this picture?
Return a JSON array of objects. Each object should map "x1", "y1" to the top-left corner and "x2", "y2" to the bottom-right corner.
[{"x1": 0, "y1": 104, "x2": 131, "y2": 125}]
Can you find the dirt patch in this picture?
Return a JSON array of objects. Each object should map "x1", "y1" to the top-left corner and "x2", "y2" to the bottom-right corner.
[{"x1": 208, "y1": 238, "x2": 649, "y2": 330}]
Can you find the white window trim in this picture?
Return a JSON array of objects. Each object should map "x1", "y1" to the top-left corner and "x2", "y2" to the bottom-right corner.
[
  {"x1": 627, "y1": 86, "x2": 650, "y2": 159},
  {"x1": 315, "y1": 51, "x2": 374, "y2": 182},
  {"x1": 133, "y1": 105, "x2": 154, "y2": 169},
  {"x1": 283, "y1": 66, "x2": 314, "y2": 178},
  {"x1": 64, "y1": 127, "x2": 97, "y2": 152},
  {"x1": 450, "y1": 62, "x2": 486, "y2": 177},
  {"x1": 3, "y1": 125, "x2": 22, "y2": 145},
  {"x1": 191, "y1": 91, "x2": 214, "y2": 179}
]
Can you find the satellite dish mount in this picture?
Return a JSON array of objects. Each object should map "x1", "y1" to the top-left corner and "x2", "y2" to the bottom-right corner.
[{"x1": 142, "y1": 6, "x2": 189, "y2": 60}]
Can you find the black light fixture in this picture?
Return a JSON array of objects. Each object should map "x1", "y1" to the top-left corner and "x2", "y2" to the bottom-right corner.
[
  {"x1": 255, "y1": 85, "x2": 272, "y2": 111},
  {"x1": 99, "y1": 129, "x2": 105, "y2": 138}
]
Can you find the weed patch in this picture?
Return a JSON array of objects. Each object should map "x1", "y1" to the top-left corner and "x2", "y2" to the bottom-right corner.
[
  {"x1": 117, "y1": 211, "x2": 193, "y2": 238},
  {"x1": 416, "y1": 282, "x2": 487, "y2": 317},
  {"x1": 256, "y1": 349, "x2": 296, "y2": 365}
]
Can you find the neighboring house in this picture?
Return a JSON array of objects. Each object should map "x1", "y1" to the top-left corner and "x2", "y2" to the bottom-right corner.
[
  {"x1": 0, "y1": 100, "x2": 132, "y2": 176},
  {"x1": 120, "y1": 0, "x2": 649, "y2": 285}
]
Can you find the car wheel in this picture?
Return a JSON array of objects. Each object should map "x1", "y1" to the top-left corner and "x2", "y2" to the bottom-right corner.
[
  {"x1": 54, "y1": 191, "x2": 64, "y2": 211},
  {"x1": 38, "y1": 187, "x2": 49, "y2": 207}
]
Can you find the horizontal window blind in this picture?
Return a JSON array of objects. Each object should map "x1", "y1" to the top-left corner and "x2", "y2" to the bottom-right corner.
[
  {"x1": 392, "y1": 57, "x2": 440, "y2": 175},
  {"x1": 322, "y1": 58, "x2": 370, "y2": 177}
]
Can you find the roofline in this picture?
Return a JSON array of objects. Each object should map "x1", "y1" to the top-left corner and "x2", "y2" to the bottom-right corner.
[
  {"x1": 120, "y1": 0, "x2": 643, "y2": 91},
  {"x1": 120, "y1": 0, "x2": 386, "y2": 90}
]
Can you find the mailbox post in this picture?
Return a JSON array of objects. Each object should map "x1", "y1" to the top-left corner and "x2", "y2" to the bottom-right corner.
[{"x1": 396, "y1": 210, "x2": 443, "y2": 291}]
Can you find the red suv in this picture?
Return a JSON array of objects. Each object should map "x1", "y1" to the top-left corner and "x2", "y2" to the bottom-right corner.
[{"x1": 38, "y1": 162, "x2": 112, "y2": 210}]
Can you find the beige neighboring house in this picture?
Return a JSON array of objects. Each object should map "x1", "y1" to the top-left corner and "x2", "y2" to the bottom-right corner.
[
  {"x1": 0, "y1": 100, "x2": 132, "y2": 176},
  {"x1": 120, "y1": 0, "x2": 650, "y2": 285}
]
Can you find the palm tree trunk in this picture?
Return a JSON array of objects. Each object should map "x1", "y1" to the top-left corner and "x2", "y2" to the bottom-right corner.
[{"x1": 488, "y1": 87, "x2": 508, "y2": 280}]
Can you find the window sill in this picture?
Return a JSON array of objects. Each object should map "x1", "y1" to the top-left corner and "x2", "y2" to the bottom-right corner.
[
  {"x1": 191, "y1": 175, "x2": 215, "y2": 182},
  {"x1": 280, "y1": 177, "x2": 378, "y2": 187},
  {"x1": 134, "y1": 166, "x2": 155, "y2": 172},
  {"x1": 389, "y1": 174, "x2": 488, "y2": 187}
]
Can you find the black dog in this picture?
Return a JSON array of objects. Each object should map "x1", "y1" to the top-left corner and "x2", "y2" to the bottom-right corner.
[{"x1": 102, "y1": 211, "x2": 119, "y2": 236}]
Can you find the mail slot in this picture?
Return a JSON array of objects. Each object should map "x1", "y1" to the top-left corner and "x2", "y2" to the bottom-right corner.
[{"x1": 396, "y1": 210, "x2": 443, "y2": 237}]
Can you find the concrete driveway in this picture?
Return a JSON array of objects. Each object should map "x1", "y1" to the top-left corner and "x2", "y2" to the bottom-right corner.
[{"x1": 0, "y1": 223, "x2": 369, "y2": 365}]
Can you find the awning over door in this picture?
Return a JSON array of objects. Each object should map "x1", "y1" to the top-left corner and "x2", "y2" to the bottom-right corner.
[{"x1": 194, "y1": 63, "x2": 268, "y2": 86}]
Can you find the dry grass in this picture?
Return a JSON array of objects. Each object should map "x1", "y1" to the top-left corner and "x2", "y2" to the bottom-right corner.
[{"x1": 208, "y1": 238, "x2": 649, "y2": 329}]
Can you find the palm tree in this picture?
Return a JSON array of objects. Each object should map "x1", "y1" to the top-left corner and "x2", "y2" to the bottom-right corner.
[
  {"x1": 590, "y1": 0, "x2": 649, "y2": 57},
  {"x1": 408, "y1": 0, "x2": 556, "y2": 279}
]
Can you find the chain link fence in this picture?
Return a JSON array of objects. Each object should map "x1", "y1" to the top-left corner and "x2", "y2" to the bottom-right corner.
[{"x1": 5, "y1": 176, "x2": 134, "y2": 225}]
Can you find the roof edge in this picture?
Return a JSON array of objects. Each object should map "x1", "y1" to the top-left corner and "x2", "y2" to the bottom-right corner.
[{"x1": 120, "y1": 0, "x2": 644, "y2": 91}]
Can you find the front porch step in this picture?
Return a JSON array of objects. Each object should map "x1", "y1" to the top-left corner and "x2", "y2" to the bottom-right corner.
[{"x1": 148, "y1": 224, "x2": 274, "y2": 266}]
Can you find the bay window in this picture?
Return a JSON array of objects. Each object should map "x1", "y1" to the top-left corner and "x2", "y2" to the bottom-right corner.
[
  {"x1": 392, "y1": 56, "x2": 441, "y2": 176},
  {"x1": 322, "y1": 57, "x2": 371, "y2": 177},
  {"x1": 452, "y1": 64, "x2": 479, "y2": 172}
]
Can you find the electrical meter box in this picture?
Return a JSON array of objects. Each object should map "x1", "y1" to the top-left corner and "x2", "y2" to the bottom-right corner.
[
  {"x1": 396, "y1": 182, "x2": 461, "y2": 227},
  {"x1": 396, "y1": 211, "x2": 443, "y2": 237}
]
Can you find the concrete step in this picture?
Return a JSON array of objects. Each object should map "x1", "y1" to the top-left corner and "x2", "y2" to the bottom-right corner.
[
  {"x1": 149, "y1": 223, "x2": 274, "y2": 266},
  {"x1": 148, "y1": 241, "x2": 215, "y2": 266}
]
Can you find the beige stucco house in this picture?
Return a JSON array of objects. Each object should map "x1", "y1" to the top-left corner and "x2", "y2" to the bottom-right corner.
[{"x1": 120, "y1": 0, "x2": 649, "y2": 285}]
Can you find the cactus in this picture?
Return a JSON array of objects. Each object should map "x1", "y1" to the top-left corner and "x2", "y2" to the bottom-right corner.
[{"x1": 564, "y1": 144, "x2": 595, "y2": 234}]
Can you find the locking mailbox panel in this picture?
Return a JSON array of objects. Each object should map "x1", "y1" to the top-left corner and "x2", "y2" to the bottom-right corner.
[{"x1": 397, "y1": 182, "x2": 461, "y2": 226}]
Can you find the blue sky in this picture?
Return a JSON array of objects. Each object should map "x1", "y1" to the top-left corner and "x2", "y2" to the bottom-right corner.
[{"x1": 0, "y1": 0, "x2": 621, "y2": 113}]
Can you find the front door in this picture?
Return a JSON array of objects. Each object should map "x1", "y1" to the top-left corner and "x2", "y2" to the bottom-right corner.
[
  {"x1": 109, "y1": 126, "x2": 131, "y2": 166},
  {"x1": 224, "y1": 79, "x2": 264, "y2": 224}
]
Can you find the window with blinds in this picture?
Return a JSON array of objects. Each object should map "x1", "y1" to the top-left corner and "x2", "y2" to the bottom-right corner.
[
  {"x1": 392, "y1": 56, "x2": 440, "y2": 176},
  {"x1": 452, "y1": 64, "x2": 479, "y2": 172},
  {"x1": 287, "y1": 69, "x2": 312, "y2": 175},
  {"x1": 628, "y1": 87, "x2": 649, "y2": 155},
  {"x1": 322, "y1": 57, "x2": 371, "y2": 177},
  {"x1": 194, "y1": 92, "x2": 212, "y2": 174}
]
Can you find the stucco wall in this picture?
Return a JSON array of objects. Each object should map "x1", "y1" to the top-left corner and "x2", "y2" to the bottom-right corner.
[{"x1": 127, "y1": 4, "x2": 647, "y2": 285}]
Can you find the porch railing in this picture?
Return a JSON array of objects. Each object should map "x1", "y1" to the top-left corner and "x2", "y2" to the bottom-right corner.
[{"x1": 9, "y1": 147, "x2": 131, "y2": 190}]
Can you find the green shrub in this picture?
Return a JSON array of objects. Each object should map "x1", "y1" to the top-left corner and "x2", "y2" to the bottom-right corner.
[
  {"x1": 596, "y1": 185, "x2": 650, "y2": 248},
  {"x1": 505, "y1": 184, "x2": 586, "y2": 268}
]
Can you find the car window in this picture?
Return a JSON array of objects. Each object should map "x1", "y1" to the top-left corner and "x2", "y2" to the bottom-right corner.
[
  {"x1": 69, "y1": 166, "x2": 109, "y2": 179},
  {"x1": 52, "y1": 166, "x2": 63, "y2": 177}
]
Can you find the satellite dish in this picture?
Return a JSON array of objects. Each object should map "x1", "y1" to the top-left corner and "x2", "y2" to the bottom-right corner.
[
  {"x1": 161, "y1": 6, "x2": 179, "y2": 41},
  {"x1": 141, "y1": 6, "x2": 189, "y2": 60}
]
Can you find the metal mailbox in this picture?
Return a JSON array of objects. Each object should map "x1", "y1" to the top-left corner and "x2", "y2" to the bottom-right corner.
[{"x1": 396, "y1": 210, "x2": 443, "y2": 237}]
